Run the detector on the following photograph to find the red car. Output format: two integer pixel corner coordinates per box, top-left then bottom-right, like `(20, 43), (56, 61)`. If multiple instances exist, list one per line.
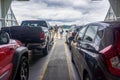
(0, 31), (29, 80)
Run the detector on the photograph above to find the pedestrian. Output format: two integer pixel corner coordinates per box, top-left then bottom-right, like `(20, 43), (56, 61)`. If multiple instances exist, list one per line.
(51, 27), (55, 39)
(54, 25), (58, 38)
(59, 26), (63, 39)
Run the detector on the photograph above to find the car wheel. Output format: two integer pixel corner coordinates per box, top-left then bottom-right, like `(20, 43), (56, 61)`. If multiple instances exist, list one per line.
(43, 44), (49, 56)
(71, 51), (75, 64)
(83, 73), (91, 80)
(68, 41), (72, 50)
(71, 55), (74, 63)
(15, 56), (29, 80)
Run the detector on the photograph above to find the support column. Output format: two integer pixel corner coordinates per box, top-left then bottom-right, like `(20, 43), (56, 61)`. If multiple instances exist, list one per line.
(1, 0), (12, 27)
(0, 0), (2, 27)
(109, 0), (120, 20)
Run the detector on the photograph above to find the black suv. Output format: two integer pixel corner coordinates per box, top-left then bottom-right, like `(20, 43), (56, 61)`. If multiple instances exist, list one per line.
(71, 21), (120, 80)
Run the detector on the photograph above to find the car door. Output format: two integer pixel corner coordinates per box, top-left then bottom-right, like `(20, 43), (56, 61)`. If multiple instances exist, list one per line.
(71, 26), (88, 78)
(79, 24), (99, 79)
(0, 32), (13, 80)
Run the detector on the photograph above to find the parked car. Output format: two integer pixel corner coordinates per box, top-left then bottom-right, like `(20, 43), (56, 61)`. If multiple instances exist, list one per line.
(2, 20), (53, 56)
(71, 21), (120, 80)
(66, 25), (83, 49)
(0, 31), (29, 80)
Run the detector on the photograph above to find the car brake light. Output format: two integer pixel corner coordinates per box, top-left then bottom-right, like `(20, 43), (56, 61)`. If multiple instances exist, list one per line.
(110, 56), (120, 69)
(40, 32), (45, 40)
(100, 45), (120, 76)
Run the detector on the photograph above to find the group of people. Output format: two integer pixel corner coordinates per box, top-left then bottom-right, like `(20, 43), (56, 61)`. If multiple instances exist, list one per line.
(52, 25), (64, 39)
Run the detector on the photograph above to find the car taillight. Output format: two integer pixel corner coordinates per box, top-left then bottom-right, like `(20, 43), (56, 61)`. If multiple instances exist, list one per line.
(72, 32), (76, 36)
(100, 45), (120, 76)
(110, 56), (120, 69)
(40, 32), (45, 40)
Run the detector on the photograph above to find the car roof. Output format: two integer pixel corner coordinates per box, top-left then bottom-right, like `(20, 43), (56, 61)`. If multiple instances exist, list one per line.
(88, 21), (120, 29)
(22, 20), (46, 22)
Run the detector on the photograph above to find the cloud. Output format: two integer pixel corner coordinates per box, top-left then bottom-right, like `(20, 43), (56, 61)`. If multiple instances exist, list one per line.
(11, 0), (109, 25)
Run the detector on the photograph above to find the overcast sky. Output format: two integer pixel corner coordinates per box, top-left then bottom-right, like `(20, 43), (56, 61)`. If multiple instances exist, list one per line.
(11, 0), (110, 25)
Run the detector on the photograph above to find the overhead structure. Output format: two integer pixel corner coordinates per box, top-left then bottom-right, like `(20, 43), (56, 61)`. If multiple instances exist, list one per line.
(105, 0), (120, 21)
(0, 0), (12, 28)
(5, 7), (18, 27)
(0, 0), (29, 28)
(105, 7), (117, 21)
(109, 0), (120, 20)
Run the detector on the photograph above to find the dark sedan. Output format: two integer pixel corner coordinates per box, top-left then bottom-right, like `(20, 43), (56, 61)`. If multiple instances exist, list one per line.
(71, 21), (120, 80)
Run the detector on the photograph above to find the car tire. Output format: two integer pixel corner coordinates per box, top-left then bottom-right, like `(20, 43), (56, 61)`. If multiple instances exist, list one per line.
(71, 52), (75, 64)
(83, 73), (91, 80)
(71, 56), (74, 64)
(43, 44), (49, 56)
(15, 56), (29, 80)
(68, 41), (71, 50)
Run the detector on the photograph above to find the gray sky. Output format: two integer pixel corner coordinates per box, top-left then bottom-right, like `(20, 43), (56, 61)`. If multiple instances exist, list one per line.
(11, 0), (110, 25)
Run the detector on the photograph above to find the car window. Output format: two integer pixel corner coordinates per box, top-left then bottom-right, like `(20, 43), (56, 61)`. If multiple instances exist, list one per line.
(83, 25), (98, 42)
(100, 28), (114, 50)
(76, 26), (87, 41)
(94, 28), (104, 50)
(79, 26), (87, 38)
(21, 21), (48, 27)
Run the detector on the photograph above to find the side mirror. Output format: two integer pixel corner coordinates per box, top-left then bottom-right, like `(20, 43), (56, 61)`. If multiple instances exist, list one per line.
(0, 31), (10, 44)
(80, 44), (97, 52)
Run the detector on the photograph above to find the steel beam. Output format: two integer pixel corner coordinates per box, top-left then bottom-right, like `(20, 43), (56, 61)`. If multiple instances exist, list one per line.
(109, 0), (120, 19)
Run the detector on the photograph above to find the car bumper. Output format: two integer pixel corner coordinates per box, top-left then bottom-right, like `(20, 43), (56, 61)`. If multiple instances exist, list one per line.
(104, 72), (120, 80)
(94, 61), (120, 80)
(27, 43), (46, 50)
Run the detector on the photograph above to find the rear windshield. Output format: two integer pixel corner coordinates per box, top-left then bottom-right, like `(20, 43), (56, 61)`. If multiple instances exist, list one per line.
(99, 27), (114, 50)
(21, 21), (48, 27)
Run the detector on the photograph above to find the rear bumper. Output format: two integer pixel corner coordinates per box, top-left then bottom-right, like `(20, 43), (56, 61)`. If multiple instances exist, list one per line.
(27, 43), (46, 50)
(102, 70), (120, 80)
(93, 62), (120, 80)
(99, 59), (120, 80)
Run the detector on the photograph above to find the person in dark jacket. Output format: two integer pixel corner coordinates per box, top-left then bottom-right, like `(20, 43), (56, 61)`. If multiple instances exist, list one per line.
(54, 25), (58, 38)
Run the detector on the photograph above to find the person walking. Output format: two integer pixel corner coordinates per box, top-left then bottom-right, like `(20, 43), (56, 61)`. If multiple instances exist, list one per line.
(59, 26), (63, 39)
(54, 25), (58, 38)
